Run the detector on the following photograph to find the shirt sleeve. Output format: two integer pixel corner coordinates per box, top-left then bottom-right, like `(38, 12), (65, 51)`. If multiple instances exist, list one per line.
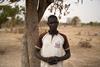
(35, 32), (46, 49)
(60, 33), (70, 51)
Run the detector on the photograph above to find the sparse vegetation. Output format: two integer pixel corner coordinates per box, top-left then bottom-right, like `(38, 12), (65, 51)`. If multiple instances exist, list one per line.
(88, 21), (100, 26)
(70, 16), (81, 26)
(0, 26), (100, 67)
(81, 21), (100, 26)
(0, 49), (5, 55)
(0, 5), (24, 29)
(78, 41), (92, 48)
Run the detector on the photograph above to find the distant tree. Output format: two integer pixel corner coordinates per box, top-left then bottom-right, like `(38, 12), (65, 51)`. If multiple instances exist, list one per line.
(0, 5), (24, 28)
(89, 21), (93, 25)
(71, 16), (81, 26)
(88, 21), (100, 26)
(15, 16), (23, 25)
(0, 12), (8, 28)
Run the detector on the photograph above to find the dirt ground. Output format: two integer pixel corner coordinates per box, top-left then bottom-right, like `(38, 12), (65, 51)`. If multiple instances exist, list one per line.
(0, 26), (100, 67)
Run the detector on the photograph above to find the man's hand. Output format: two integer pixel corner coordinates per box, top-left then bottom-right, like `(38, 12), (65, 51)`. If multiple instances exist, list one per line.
(47, 56), (58, 65)
(55, 50), (71, 62)
(42, 56), (58, 65)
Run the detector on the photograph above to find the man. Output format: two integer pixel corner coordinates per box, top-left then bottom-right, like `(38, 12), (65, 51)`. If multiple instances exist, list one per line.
(34, 15), (71, 67)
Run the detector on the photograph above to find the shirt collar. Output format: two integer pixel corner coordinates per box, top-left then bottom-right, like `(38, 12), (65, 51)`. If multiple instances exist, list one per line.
(48, 30), (59, 35)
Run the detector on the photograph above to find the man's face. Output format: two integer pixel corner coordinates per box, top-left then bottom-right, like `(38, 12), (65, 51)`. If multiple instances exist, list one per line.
(48, 22), (58, 31)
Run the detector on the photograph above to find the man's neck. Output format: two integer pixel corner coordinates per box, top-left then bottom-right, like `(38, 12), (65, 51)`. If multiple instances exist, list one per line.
(48, 30), (58, 35)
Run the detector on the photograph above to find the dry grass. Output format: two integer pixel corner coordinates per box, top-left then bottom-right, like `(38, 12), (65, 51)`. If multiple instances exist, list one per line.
(0, 26), (100, 67)
(78, 41), (92, 48)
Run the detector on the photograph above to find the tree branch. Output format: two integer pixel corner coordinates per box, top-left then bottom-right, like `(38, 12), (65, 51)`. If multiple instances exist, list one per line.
(38, 0), (54, 22)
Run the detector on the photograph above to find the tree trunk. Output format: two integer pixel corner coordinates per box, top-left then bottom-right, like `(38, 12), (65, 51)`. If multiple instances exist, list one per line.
(22, 0), (54, 67)
(0, 24), (1, 29)
(22, 34), (30, 67)
(22, 0), (40, 67)
(38, 0), (54, 21)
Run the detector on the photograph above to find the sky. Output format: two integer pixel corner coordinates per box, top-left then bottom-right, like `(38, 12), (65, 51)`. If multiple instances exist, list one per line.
(43, 0), (100, 23)
(0, 0), (100, 23)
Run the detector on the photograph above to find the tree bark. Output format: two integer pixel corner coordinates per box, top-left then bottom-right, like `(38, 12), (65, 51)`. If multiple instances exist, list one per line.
(22, 0), (40, 67)
(38, 0), (54, 21)
(22, 34), (30, 67)
(26, 0), (40, 66)
(0, 25), (1, 28)
(22, 0), (54, 67)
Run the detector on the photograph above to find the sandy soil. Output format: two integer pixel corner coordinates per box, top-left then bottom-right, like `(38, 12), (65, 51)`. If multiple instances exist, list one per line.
(0, 32), (23, 67)
(0, 26), (100, 67)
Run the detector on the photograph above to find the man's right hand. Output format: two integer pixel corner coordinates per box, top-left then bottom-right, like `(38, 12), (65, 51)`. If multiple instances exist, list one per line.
(43, 56), (58, 65)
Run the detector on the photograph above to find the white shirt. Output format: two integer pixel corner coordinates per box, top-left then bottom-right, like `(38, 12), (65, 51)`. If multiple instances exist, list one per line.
(35, 32), (69, 67)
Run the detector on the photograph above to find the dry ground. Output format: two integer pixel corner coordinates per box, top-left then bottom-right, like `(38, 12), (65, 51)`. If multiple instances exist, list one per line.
(0, 32), (23, 67)
(0, 26), (100, 67)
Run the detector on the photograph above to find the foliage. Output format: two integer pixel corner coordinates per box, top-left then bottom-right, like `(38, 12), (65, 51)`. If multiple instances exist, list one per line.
(88, 21), (100, 26)
(0, 5), (24, 28)
(0, 12), (8, 28)
(0, 0), (20, 3)
(48, 1), (70, 19)
(10, 0), (20, 2)
(78, 41), (92, 48)
(81, 21), (100, 26)
(15, 16), (24, 25)
(48, 0), (89, 19)
(71, 16), (81, 25)
(2, 5), (19, 17)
